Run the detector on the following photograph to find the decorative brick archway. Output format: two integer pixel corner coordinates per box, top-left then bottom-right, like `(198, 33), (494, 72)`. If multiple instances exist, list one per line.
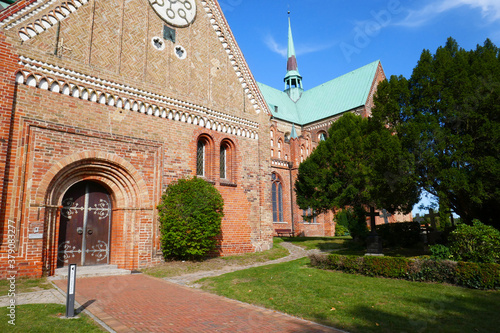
(39, 151), (151, 275)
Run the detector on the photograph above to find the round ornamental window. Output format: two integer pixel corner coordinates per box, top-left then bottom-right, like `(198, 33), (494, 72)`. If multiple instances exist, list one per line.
(149, 0), (197, 27)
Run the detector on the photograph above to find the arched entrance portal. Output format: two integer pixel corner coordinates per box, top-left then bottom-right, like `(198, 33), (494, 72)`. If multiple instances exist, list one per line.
(57, 181), (112, 267)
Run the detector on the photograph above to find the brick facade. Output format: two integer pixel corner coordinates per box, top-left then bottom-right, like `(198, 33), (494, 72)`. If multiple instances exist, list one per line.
(0, 0), (273, 278)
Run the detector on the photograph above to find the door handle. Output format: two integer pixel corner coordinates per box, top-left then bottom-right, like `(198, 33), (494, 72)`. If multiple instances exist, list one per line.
(87, 229), (93, 235)
(77, 227), (83, 235)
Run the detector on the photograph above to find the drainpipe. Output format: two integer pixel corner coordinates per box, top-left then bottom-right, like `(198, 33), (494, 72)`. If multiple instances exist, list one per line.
(288, 161), (294, 235)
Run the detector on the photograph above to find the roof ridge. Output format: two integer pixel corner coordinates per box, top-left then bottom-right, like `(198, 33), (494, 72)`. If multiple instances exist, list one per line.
(305, 60), (380, 91)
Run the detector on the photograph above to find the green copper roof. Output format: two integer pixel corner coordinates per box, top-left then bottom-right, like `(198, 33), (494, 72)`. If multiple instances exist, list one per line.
(0, 0), (17, 9)
(259, 60), (380, 125)
(0, 1), (10, 9)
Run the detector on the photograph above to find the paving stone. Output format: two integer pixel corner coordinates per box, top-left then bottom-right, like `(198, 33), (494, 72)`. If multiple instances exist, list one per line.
(53, 273), (342, 333)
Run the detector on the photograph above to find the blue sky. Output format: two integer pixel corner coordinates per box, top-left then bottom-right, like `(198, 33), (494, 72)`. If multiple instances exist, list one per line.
(221, 0), (500, 89)
(220, 0), (500, 216)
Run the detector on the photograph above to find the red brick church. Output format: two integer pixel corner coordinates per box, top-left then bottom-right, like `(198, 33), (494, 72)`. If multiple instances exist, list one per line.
(1, 0), (409, 278)
(0, 0), (275, 278)
(260, 18), (410, 237)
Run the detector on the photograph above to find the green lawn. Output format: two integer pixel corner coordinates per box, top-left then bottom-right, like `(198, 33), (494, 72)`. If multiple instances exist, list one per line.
(0, 304), (104, 332)
(199, 258), (499, 333)
(142, 237), (290, 278)
(0, 277), (53, 295)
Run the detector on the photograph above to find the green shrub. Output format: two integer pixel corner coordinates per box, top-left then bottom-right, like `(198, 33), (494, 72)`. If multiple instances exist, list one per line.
(335, 224), (350, 236)
(448, 220), (500, 264)
(157, 177), (224, 260)
(429, 244), (453, 261)
(375, 222), (421, 247)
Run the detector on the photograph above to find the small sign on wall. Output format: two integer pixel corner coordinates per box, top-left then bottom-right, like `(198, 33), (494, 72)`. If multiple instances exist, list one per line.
(28, 234), (43, 239)
(29, 227), (43, 239)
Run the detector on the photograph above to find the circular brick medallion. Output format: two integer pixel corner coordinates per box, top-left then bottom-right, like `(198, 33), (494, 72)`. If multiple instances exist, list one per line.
(149, 0), (197, 27)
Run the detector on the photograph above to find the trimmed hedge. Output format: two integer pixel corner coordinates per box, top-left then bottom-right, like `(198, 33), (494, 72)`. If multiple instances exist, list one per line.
(309, 253), (500, 290)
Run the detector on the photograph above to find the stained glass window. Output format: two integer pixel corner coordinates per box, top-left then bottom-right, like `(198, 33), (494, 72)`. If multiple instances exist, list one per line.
(220, 145), (227, 179)
(271, 173), (284, 222)
(197, 140), (205, 176)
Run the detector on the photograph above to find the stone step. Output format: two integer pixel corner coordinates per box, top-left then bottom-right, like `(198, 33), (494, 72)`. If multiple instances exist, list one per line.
(49, 265), (132, 280)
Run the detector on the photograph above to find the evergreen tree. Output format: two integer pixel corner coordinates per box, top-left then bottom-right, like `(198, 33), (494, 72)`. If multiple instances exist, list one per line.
(373, 38), (500, 229)
(295, 113), (419, 218)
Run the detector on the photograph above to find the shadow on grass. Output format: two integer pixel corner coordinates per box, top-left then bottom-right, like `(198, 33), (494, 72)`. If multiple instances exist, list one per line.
(323, 292), (499, 333)
(281, 236), (351, 243)
(281, 236), (355, 252)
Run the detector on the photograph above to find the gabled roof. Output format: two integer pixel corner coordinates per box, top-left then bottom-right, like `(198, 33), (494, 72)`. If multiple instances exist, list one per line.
(259, 60), (381, 125)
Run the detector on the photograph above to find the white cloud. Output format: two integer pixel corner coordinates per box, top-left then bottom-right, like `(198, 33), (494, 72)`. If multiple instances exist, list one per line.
(398, 0), (500, 28)
(263, 34), (287, 58)
(264, 34), (334, 58)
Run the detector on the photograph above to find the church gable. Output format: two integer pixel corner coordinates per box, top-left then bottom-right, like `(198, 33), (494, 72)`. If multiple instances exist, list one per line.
(0, 0), (274, 278)
(1, 0), (269, 120)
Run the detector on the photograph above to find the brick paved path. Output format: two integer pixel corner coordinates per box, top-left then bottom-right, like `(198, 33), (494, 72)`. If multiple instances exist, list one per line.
(55, 274), (341, 332)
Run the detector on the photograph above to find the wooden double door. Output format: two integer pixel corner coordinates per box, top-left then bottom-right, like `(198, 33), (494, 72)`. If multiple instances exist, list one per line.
(57, 181), (112, 267)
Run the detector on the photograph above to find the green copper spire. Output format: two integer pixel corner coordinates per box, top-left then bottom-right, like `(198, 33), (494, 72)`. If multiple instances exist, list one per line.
(286, 17), (298, 72)
(284, 14), (303, 102)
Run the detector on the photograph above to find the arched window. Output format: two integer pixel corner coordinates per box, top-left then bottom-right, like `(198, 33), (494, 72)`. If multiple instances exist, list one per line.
(220, 145), (227, 179)
(196, 135), (213, 178)
(220, 139), (235, 182)
(318, 131), (327, 141)
(197, 140), (205, 176)
(271, 173), (284, 222)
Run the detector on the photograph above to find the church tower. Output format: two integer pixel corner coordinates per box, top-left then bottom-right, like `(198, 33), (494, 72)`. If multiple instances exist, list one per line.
(284, 16), (303, 102)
